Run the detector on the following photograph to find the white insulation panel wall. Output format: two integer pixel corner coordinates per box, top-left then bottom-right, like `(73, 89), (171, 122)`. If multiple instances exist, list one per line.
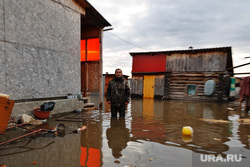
(0, 0), (83, 100)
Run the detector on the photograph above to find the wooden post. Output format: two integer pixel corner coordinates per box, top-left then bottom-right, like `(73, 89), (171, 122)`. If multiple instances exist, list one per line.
(163, 73), (170, 100)
(246, 97), (250, 114)
(217, 73), (224, 102)
(85, 40), (88, 95)
(99, 29), (103, 107)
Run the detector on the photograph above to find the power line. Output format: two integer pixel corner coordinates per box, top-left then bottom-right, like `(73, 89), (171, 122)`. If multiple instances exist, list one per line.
(107, 32), (147, 51)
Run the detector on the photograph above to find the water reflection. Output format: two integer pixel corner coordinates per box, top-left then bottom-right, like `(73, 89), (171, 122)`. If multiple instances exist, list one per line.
(238, 124), (250, 149)
(2, 98), (249, 167)
(80, 111), (103, 167)
(106, 117), (130, 159)
(131, 98), (165, 143)
(89, 98), (249, 166)
(131, 99), (231, 154)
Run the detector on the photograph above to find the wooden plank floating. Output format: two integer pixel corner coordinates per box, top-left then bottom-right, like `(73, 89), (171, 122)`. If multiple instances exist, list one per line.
(56, 113), (84, 122)
(200, 118), (231, 124)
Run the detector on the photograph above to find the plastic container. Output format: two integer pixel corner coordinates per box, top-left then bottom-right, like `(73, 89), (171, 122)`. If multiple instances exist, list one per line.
(33, 107), (51, 119)
(0, 97), (15, 134)
(182, 126), (193, 136)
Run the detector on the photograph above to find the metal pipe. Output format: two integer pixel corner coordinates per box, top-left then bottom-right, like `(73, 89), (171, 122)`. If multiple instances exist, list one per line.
(6, 123), (30, 130)
(234, 72), (250, 75)
(228, 62), (250, 70)
(18, 126), (36, 132)
(0, 129), (48, 146)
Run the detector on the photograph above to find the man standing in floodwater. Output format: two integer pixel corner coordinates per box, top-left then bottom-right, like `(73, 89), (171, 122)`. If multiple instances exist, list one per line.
(107, 68), (130, 117)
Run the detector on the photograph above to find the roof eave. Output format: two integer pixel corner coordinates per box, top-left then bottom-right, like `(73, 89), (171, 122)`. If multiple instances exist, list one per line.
(76, 0), (111, 28)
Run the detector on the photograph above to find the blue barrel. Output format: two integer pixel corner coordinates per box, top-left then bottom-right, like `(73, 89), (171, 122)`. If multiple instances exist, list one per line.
(204, 80), (216, 96)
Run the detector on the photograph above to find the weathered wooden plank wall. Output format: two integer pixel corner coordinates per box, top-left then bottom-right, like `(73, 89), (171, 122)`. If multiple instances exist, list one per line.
(165, 72), (229, 101)
(166, 52), (227, 72)
(131, 76), (143, 97)
(154, 75), (165, 96)
(131, 74), (165, 98)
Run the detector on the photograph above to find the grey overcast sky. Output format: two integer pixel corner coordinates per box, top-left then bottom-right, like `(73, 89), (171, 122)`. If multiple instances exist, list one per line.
(89, 0), (250, 77)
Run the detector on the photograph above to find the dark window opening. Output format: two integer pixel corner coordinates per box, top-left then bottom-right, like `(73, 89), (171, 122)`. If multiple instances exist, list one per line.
(187, 84), (197, 95)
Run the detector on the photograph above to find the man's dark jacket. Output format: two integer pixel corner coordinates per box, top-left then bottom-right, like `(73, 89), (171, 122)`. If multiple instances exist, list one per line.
(106, 76), (130, 106)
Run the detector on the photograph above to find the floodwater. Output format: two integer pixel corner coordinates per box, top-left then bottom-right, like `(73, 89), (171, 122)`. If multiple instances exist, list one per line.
(1, 97), (250, 167)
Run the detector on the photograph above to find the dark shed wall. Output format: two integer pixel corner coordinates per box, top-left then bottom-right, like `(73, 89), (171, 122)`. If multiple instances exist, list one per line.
(81, 62), (100, 93)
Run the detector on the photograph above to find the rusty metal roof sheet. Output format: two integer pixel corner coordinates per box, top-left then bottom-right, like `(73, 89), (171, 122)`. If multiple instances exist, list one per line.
(130, 47), (232, 56)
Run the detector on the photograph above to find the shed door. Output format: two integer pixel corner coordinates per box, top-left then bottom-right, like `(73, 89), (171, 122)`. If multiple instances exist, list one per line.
(143, 75), (155, 98)
(104, 77), (112, 95)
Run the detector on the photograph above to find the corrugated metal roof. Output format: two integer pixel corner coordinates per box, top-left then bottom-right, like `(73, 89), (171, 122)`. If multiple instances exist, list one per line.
(130, 47), (232, 56)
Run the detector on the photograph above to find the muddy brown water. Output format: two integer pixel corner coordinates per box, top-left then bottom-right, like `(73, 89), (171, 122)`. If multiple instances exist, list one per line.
(0, 98), (249, 167)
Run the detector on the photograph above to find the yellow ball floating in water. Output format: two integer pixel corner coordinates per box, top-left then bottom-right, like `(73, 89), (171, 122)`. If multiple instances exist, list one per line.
(182, 126), (193, 136)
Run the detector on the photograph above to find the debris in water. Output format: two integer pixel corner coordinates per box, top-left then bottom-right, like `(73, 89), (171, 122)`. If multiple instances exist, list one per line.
(56, 123), (66, 131)
(238, 119), (250, 125)
(149, 158), (154, 161)
(124, 165), (134, 167)
(83, 107), (98, 111)
(74, 108), (82, 113)
(114, 160), (120, 164)
(214, 138), (221, 141)
(33, 161), (37, 165)
(0, 93), (10, 99)
(73, 126), (87, 133)
(182, 126), (193, 136)
(20, 114), (43, 125)
(227, 108), (235, 111)
(199, 119), (230, 124)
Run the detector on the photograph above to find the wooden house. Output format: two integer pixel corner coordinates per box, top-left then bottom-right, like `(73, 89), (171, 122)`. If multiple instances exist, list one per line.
(130, 47), (233, 101)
